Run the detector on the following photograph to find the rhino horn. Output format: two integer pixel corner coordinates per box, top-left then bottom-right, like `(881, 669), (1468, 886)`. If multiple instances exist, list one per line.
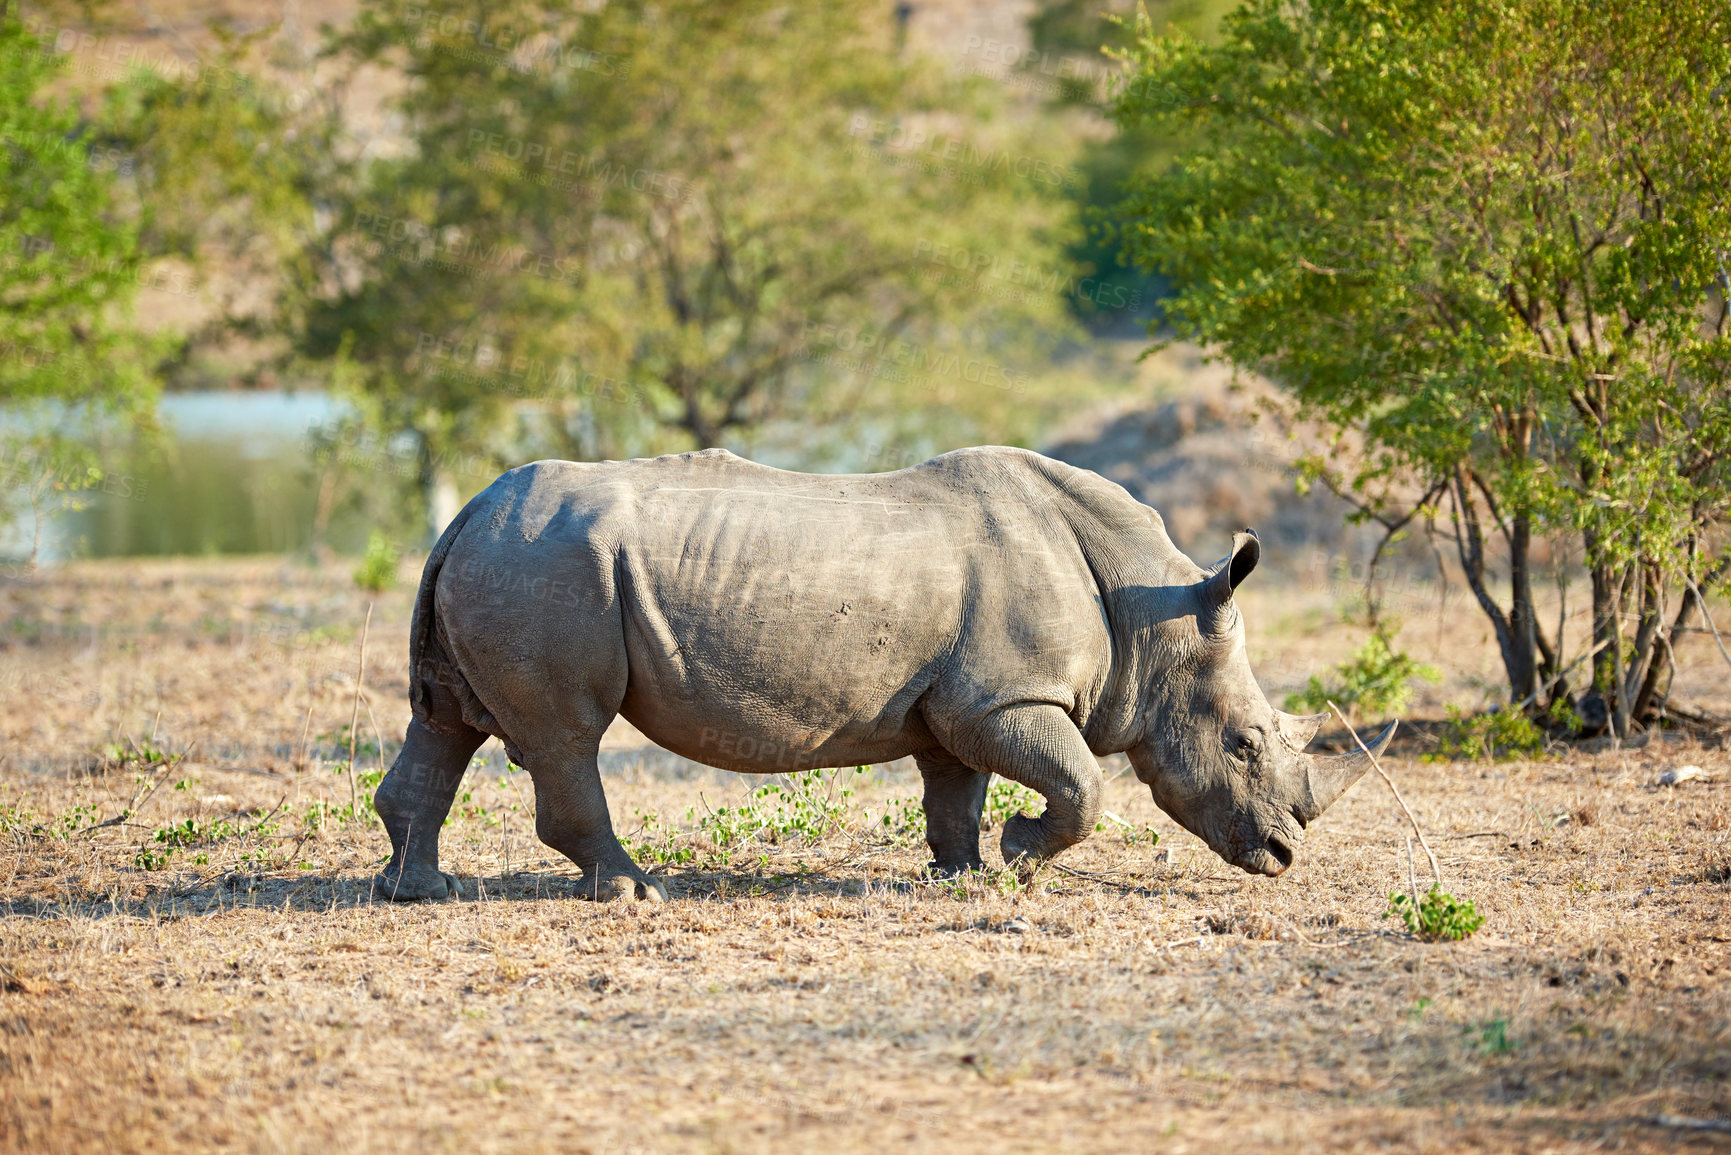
(1275, 709), (1328, 752)
(1295, 719), (1397, 825)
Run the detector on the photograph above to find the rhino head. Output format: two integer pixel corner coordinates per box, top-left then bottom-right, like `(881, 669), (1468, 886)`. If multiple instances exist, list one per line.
(1126, 530), (1395, 876)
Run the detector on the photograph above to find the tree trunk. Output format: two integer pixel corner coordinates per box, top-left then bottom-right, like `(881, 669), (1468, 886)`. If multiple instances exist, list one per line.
(1507, 510), (1545, 702)
(1449, 469), (1530, 702)
(1620, 563), (1664, 723)
(1632, 574), (1687, 722)
(419, 440), (460, 546)
(426, 468), (460, 545)
(1583, 523), (1629, 737)
(1630, 553), (1731, 722)
(1609, 562), (1632, 740)
(1586, 533), (1618, 699)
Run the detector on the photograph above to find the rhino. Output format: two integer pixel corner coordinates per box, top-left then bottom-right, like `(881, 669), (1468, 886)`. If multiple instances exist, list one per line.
(373, 446), (1393, 902)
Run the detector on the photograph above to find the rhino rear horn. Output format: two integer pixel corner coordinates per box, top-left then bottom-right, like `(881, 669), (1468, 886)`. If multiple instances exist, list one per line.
(1275, 709), (1328, 752)
(1296, 718), (1397, 824)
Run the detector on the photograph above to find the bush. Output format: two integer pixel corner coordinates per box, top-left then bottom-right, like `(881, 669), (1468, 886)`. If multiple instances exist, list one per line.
(353, 531), (400, 593)
(1285, 630), (1440, 720)
(1385, 884), (1485, 941)
(1430, 705), (1547, 761)
(983, 780), (1042, 828)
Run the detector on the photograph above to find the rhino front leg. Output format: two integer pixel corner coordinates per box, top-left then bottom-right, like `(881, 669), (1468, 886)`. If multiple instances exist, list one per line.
(374, 719), (486, 901)
(947, 704), (1103, 870)
(918, 751), (989, 875)
(526, 736), (667, 903)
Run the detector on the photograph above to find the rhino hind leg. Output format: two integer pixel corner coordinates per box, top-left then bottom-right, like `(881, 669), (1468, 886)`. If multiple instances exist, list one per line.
(525, 735), (667, 903)
(918, 752), (989, 875)
(374, 718), (487, 901)
(947, 704), (1103, 874)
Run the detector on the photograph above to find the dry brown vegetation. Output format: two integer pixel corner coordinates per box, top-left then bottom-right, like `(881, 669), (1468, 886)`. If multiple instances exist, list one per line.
(0, 558), (1727, 1153)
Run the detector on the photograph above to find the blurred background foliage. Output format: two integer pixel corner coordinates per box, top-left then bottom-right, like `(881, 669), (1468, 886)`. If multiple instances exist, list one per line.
(1113, 0), (1731, 731)
(1, 0), (1238, 553)
(1, 0), (1726, 726)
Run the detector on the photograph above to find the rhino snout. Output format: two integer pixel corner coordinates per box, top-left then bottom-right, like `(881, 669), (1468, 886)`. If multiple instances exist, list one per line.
(1232, 816), (1302, 877)
(1260, 830), (1296, 875)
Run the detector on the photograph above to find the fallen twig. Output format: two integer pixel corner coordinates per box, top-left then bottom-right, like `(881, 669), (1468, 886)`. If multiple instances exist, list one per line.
(75, 739), (197, 836)
(1404, 835), (1419, 910)
(1328, 702), (1442, 888)
(249, 794), (289, 835)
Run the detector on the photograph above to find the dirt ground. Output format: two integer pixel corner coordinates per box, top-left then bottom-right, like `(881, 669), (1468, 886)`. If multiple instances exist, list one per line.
(0, 557), (1726, 1153)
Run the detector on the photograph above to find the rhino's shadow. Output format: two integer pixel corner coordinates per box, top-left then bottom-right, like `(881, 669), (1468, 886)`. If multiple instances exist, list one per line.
(0, 855), (1257, 920)
(0, 861), (980, 921)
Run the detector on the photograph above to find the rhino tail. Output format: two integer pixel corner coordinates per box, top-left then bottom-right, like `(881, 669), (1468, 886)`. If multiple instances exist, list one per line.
(407, 498), (481, 728)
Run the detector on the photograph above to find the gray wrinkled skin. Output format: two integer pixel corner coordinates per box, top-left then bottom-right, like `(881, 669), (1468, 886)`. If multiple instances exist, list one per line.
(373, 446), (1393, 902)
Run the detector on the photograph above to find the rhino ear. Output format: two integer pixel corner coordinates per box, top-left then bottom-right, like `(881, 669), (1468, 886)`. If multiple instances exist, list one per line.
(1204, 529), (1260, 608)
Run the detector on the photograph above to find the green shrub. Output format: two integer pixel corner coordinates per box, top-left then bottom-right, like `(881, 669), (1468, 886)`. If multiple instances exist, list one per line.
(1429, 705), (1547, 761)
(1385, 884), (1485, 941)
(1285, 630), (1439, 720)
(983, 780), (1042, 828)
(873, 795), (927, 845)
(628, 808), (697, 867)
(353, 531), (400, 593)
(1470, 1016), (1515, 1055)
(697, 767), (868, 862)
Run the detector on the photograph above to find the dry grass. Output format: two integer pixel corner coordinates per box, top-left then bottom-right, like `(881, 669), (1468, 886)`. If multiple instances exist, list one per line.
(0, 558), (1728, 1153)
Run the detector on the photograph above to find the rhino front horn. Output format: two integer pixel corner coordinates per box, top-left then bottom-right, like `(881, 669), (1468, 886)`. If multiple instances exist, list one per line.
(1296, 719), (1397, 824)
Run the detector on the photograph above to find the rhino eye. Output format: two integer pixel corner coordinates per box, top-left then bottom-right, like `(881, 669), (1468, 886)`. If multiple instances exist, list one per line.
(1233, 735), (1258, 759)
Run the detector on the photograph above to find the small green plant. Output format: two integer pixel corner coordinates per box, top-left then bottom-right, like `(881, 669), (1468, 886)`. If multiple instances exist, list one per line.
(98, 736), (173, 773)
(1285, 629), (1440, 720)
(1125, 823), (1161, 847)
(134, 846), (172, 871)
(1543, 696), (1584, 736)
(317, 725), (380, 761)
(1385, 884), (1485, 941)
(695, 767), (869, 861)
(870, 795), (926, 845)
(983, 780), (1042, 828)
(1428, 706), (1546, 762)
(353, 531), (400, 593)
(151, 816), (239, 848)
(628, 808), (696, 866)
(0, 801), (39, 843)
(1469, 1016), (1515, 1056)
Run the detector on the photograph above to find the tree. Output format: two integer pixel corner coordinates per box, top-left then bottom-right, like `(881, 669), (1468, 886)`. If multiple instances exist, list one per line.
(97, 21), (339, 390)
(1113, 0), (1731, 733)
(1028, 0), (1238, 334)
(0, 8), (161, 561)
(296, 0), (1081, 533)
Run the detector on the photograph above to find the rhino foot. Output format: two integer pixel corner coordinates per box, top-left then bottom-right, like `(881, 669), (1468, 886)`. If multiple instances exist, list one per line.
(999, 813), (1045, 864)
(576, 867), (668, 904)
(926, 856), (985, 878)
(1000, 814), (1060, 884)
(374, 865), (465, 902)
